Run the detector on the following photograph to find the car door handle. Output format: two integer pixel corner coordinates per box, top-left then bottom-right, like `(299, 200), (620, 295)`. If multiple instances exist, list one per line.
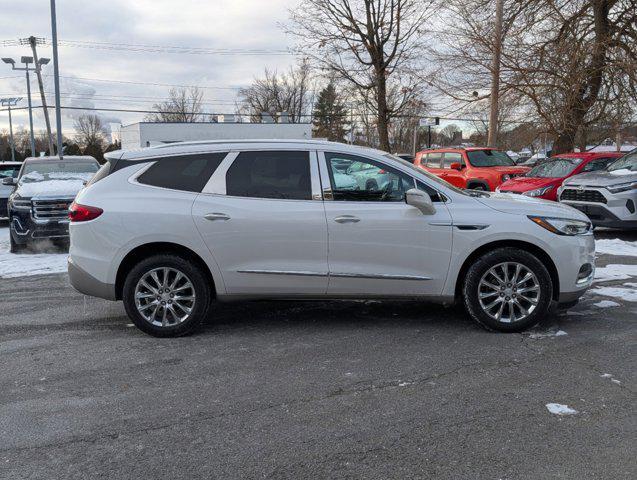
(334, 215), (360, 223)
(204, 212), (231, 221)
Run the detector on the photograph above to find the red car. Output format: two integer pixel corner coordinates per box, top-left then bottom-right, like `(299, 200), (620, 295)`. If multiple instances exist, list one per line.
(496, 151), (624, 201)
(414, 147), (529, 191)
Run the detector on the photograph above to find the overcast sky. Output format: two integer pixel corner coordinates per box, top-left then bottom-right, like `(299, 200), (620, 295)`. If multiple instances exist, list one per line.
(0, 0), (301, 138)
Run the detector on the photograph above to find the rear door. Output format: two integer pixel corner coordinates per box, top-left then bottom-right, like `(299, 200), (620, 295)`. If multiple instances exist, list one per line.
(192, 149), (329, 296)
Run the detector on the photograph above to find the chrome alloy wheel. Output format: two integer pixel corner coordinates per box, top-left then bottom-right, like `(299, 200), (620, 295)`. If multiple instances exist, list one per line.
(477, 262), (540, 323)
(134, 267), (196, 327)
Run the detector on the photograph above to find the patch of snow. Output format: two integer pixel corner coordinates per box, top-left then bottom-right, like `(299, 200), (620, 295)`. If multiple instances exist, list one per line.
(594, 264), (637, 282)
(546, 403), (578, 416)
(529, 330), (567, 339)
(0, 228), (68, 278)
(398, 381), (413, 387)
(600, 373), (613, 378)
(17, 179), (86, 198)
(607, 168), (634, 176)
(595, 239), (637, 257)
(591, 285), (637, 302)
(593, 300), (620, 308)
(611, 378), (621, 385)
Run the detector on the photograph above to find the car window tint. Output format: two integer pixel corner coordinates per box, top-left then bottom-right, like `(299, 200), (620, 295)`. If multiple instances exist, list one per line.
(325, 152), (414, 202)
(226, 151), (312, 200)
(137, 153), (227, 192)
(582, 158), (615, 172)
(0, 166), (20, 178)
(426, 153), (442, 168)
(442, 152), (463, 168)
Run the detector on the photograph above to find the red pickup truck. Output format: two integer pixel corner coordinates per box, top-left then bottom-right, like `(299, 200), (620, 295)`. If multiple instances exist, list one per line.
(414, 147), (530, 191)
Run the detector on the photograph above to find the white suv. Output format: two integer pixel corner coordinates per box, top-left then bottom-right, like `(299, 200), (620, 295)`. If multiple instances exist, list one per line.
(68, 140), (595, 337)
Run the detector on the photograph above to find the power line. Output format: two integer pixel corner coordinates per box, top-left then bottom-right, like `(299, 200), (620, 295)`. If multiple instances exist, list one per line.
(42, 74), (244, 91)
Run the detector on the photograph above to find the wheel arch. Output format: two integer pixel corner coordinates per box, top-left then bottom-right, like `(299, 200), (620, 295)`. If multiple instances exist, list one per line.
(115, 242), (216, 300)
(454, 240), (559, 302)
(466, 179), (490, 191)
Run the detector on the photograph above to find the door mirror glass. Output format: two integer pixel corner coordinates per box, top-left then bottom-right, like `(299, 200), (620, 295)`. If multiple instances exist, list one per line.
(450, 162), (463, 171)
(2, 176), (16, 186)
(405, 188), (436, 215)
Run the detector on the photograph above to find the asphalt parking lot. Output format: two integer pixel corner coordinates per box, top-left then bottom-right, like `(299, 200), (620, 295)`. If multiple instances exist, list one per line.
(1, 226), (635, 479)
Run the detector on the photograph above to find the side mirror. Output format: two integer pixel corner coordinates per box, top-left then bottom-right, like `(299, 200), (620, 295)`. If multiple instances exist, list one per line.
(450, 162), (463, 171)
(2, 177), (16, 186)
(405, 188), (436, 215)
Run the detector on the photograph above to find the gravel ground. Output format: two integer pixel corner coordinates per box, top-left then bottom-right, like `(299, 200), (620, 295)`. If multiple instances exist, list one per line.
(0, 228), (635, 479)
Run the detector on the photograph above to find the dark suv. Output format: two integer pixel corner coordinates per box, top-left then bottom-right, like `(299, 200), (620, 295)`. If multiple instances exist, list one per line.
(4, 156), (99, 252)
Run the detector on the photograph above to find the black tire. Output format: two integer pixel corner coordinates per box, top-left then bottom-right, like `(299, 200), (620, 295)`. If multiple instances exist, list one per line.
(9, 232), (25, 253)
(468, 183), (488, 191)
(122, 254), (212, 337)
(462, 247), (553, 332)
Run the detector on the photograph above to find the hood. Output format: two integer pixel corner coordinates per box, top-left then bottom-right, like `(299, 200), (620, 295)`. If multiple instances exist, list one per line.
(474, 192), (589, 221)
(499, 176), (558, 192)
(15, 178), (85, 199)
(563, 169), (637, 187)
(490, 166), (531, 174)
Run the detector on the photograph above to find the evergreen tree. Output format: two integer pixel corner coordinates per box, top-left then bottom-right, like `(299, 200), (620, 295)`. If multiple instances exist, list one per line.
(312, 83), (349, 142)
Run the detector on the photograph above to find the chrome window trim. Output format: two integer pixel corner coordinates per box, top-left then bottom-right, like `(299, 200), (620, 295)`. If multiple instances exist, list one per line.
(236, 269), (430, 281)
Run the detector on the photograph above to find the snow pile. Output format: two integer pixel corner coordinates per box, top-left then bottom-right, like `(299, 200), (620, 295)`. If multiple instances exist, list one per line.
(0, 228), (68, 278)
(546, 403), (578, 416)
(595, 239), (637, 257)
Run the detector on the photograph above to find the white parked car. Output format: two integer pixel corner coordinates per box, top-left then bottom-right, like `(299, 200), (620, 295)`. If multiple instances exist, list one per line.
(68, 140), (595, 337)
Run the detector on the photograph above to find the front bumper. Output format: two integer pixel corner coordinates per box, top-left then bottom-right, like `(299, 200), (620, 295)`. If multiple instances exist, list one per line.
(560, 186), (637, 229)
(9, 197), (75, 244)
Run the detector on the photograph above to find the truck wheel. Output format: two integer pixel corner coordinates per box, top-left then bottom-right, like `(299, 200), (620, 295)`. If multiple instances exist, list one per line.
(122, 254), (212, 337)
(462, 247), (553, 332)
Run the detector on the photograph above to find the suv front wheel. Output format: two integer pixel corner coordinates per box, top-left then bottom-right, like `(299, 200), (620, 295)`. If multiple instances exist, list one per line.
(123, 254), (212, 337)
(462, 247), (553, 332)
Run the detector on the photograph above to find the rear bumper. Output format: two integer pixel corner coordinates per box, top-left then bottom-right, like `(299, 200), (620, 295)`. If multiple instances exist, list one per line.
(68, 256), (117, 300)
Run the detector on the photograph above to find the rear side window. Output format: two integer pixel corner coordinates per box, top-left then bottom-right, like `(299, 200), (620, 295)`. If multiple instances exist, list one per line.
(426, 153), (442, 168)
(226, 151), (311, 200)
(137, 153), (227, 192)
(85, 161), (112, 187)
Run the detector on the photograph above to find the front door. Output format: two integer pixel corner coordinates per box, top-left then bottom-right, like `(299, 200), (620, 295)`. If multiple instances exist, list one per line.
(320, 152), (453, 297)
(440, 152), (466, 188)
(192, 150), (328, 296)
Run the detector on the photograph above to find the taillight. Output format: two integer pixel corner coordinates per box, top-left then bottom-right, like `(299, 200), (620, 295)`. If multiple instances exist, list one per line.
(69, 202), (103, 222)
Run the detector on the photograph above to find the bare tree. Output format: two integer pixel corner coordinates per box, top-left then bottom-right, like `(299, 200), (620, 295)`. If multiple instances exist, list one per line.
(74, 114), (107, 150)
(432, 0), (637, 154)
(237, 60), (313, 123)
(288, 0), (436, 152)
(146, 87), (204, 122)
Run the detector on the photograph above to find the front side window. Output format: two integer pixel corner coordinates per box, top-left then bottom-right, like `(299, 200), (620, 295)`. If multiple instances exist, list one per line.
(226, 150), (312, 200)
(137, 153), (226, 192)
(442, 152), (463, 168)
(466, 150), (515, 167)
(325, 152), (414, 202)
(581, 157), (615, 173)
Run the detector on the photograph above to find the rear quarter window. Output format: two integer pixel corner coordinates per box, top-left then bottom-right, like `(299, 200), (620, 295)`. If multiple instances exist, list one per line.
(137, 153), (227, 192)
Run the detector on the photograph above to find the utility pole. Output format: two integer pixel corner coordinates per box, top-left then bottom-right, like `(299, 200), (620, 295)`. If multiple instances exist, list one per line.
(50, 0), (64, 159)
(1, 98), (21, 162)
(488, 0), (504, 147)
(23, 36), (54, 156)
(2, 57), (36, 155)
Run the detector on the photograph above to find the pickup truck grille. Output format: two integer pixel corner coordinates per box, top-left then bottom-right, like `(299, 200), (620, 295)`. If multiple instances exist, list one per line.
(561, 188), (607, 204)
(32, 199), (73, 220)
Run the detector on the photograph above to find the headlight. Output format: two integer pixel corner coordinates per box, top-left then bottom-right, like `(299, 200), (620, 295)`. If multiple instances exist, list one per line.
(9, 196), (31, 210)
(528, 216), (592, 235)
(523, 185), (554, 197)
(606, 181), (637, 194)
(501, 174), (511, 182)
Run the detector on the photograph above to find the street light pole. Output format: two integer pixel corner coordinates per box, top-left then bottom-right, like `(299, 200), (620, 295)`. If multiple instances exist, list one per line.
(2, 57), (37, 156)
(50, 0), (64, 159)
(23, 37), (54, 155)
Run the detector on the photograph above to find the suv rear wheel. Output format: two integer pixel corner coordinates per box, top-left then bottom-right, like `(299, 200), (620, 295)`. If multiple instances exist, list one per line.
(122, 254), (212, 337)
(462, 247), (553, 332)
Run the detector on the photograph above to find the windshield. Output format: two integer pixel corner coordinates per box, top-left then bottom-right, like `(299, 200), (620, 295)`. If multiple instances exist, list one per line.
(607, 149), (637, 173)
(466, 150), (515, 167)
(527, 158), (582, 178)
(20, 161), (99, 183)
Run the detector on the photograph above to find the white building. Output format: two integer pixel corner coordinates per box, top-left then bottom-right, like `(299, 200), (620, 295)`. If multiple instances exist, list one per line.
(120, 122), (313, 150)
